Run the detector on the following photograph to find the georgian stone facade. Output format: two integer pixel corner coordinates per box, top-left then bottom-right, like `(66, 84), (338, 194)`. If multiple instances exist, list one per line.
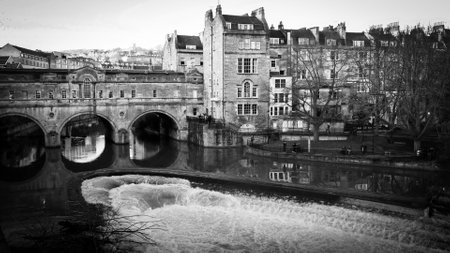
(203, 5), (270, 132)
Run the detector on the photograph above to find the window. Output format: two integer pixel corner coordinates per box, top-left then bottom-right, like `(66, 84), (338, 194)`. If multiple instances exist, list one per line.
(83, 85), (91, 98)
(153, 90), (157, 97)
(238, 58), (257, 74)
(237, 104), (258, 115)
(380, 40), (389, 47)
(72, 90), (77, 98)
(49, 90), (54, 99)
(109, 91), (113, 98)
(238, 24), (254, 30)
(357, 82), (368, 93)
(390, 41), (397, 47)
(330, 50), (339, 60)
(353, 40), (364, 47)
(35, 90), (41, 99)
(244, 39), (250, 49)
(193, 108), (198, 116)
(244, 82), (251, 97)
(275, 79), (286, 88)
(226, 22), (232, 29)
(98, 90), (103, 98)
(120, 90), (125, 98)
(298, 38), (309, 45)
(271, 60), (276, 68)
(62, 90), (67, 99)
(186, 45), (196, 50)
(131, 89), (136, 98)
(180, 61), (185, 66)
(299, 69), (307, 80)
(237, 87), (242, 98)
(9, 90), (14, 99)
(327, 39), (337, 46)
(22, 90), (28, 99)
(270, 38), (280, 45)
(252, 87), (257, 97)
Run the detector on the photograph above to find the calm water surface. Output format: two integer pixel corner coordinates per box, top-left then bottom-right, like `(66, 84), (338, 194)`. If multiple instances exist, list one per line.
(1, 125), (450, 252)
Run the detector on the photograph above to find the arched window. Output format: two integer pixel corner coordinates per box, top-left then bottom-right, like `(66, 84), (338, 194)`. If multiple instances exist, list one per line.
(244, 82), (251, 97)
(237, 80), (258, 98)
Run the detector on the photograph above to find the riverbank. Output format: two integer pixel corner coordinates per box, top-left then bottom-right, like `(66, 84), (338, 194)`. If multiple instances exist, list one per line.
(245, 146), (440, 171)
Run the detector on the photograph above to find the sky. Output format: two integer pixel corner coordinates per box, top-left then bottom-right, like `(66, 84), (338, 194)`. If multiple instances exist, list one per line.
(0, 0), (449, 51)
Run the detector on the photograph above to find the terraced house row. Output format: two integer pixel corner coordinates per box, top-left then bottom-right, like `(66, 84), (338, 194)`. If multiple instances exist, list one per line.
(163, 5), (450, 139)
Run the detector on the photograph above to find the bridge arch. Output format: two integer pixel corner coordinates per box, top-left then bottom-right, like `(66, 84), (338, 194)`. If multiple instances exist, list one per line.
(129, 110), (181, 140)
(0, 112), (47, 136)
(58, 111), (118, 136)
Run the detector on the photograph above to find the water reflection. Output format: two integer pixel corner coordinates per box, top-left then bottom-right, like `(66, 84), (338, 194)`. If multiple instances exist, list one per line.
(60, 115), (107, 163)
(130, 130), (179, 168)
(0, 116), (46, 182)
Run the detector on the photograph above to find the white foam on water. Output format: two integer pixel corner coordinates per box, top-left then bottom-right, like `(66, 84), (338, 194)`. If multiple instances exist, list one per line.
(82, 175), (450, 253)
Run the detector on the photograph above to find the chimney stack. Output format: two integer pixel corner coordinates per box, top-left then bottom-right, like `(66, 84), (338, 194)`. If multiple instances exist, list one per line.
(216, 4), (222, 16)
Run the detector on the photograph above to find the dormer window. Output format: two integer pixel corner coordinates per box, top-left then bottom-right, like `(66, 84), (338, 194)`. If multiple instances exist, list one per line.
(380, 40), (389, 47)
(327, 39), (337, 46)
(298, 38), (309, 45)
(270, 38), (280, 45)
(226, 22), (232, 29)
(238, 24), (254, 30)
(186, 45), (196, 50)
(353, 40), (364, 47)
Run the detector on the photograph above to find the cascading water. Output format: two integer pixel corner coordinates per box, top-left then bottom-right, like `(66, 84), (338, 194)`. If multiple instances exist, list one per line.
(82, 175), (450, 253)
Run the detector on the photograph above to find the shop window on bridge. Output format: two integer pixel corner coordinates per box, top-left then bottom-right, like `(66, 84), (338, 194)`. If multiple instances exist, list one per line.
(9, 90), (14, 100)
(193, 107), (198, 116)
(72, 90), (77, 98)
(109, 91), (113, 98)
(153, 90), (157, 98)
(49, 90), (54, 99)
(120, 90), (125, 98)
(131, 89), (136, 98)
(22, 90), (28, 99)
(98, 90), (103, 98)
(62, 89), (67, 99)
(35, 90), (41, 99)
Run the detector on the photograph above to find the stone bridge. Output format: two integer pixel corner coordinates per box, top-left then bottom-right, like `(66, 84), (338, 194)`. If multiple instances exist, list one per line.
(0, 67), (204, 146)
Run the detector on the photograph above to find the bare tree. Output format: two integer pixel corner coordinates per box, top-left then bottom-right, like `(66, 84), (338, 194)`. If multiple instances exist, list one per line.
(349, 36), (402, 135)
(290, 45), (353, 141)
(395, 26), (448, 152)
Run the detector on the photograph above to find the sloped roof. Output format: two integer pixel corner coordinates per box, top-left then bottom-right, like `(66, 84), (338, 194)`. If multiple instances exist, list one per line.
(8, 44), (50, 58)
(291, 28), (315, 39)
(0, 56), (10, 65)
(222, 14), (265, 30)
(346, 32), (370, 46)
(176, 35), (203, 50)
(319, 31), (343, 45)
(269, 30), (285, 39)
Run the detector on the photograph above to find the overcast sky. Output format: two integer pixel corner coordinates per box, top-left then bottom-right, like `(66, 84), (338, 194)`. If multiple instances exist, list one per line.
(1, 0), (449, 51)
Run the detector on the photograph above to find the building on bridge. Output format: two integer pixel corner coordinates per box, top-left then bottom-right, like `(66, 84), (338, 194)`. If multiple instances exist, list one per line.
(162, 30), (203, 73)
(0, 66), (204, 147)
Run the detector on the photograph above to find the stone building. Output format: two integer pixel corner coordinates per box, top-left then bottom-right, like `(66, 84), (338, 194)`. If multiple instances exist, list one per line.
(0, 43), (50, 69)
(162, 30), (203, 73)
(203, 5), (270, 133)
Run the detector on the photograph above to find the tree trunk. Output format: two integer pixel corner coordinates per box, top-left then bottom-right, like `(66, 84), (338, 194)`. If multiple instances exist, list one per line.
(414, 139), (421, 152)
(313, 125), (320, 141)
